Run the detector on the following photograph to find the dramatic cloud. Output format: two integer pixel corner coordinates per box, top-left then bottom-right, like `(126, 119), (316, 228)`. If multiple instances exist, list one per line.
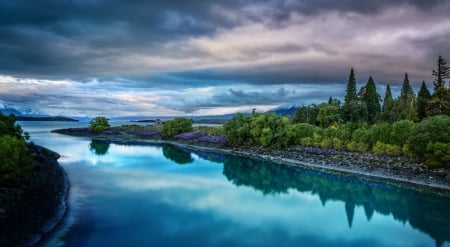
(0, 0), (449, 116)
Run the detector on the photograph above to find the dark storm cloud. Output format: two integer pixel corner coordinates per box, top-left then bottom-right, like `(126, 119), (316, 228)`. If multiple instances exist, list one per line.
(0, 0), (448, 82)
(1, 0), (450, 116)
(157, 85), (344, 113)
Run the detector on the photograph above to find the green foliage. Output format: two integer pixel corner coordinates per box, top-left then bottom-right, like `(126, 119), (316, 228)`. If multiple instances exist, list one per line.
(361, 76), (381, 124)
(317, 104), (341, 128)
(427, 55), (450, 116)
(381, 85), (398, 123)
(224, 113), (252, 146)
(89, 140), (110, 155)
(0, 112), (33, 186)
(346, 141), (368, 152)
(351, 127), (370, 144)
(417, 81), (431, 120)
(372, 142), (402, 156)
(162, 117), (193, 137)
(432, 55), (450, 89)
(162, 145), (193, 165)
(249, 113), (290, 148)
(396, 73), (418, 121)
(284, 123), (315, 146)
(0, 135), (32, 186)
(294, 104), (320, 125)
(425, 142), (450, 168)
(342, 68), (358, 122)
(369, 123), (391, 144)
(390, 120), (414, 147)
(408, 115), (450, 166)
(0, 112), (25, 139)
(89, 116), (111, 134)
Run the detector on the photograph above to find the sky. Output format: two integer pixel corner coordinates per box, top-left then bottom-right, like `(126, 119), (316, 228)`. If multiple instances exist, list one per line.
(0, 0), (449, 117)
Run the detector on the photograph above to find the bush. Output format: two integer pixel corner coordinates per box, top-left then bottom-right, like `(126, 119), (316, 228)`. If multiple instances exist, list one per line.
(390, 120), (414, 146)
(163, 117), (193, 138)
(89, 116), (111, 134)
(409, 115), (450, 160)
(0, 135), (32, 186)
(369, 123), (391, 144)
(424, 142), (450, 168)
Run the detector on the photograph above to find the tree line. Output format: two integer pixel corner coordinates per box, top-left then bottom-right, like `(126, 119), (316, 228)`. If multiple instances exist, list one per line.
(0, 113), (32, 186)
(224, 55), (450, 168)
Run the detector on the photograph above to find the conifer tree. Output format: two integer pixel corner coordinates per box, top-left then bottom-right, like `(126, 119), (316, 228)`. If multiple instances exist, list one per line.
(432, 55), (450, 88)
(417, 81), (431, 120)
(397, 73), (417, 121)
(427, 55), (450, 116)
(342, 68), (358, 121)
(361, 76), (381, 124)
(400, 73), (414, 101)
(381, 85), (397, 123)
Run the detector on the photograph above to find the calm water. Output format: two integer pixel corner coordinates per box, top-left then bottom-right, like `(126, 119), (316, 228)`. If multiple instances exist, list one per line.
(19, 121), (450, 247)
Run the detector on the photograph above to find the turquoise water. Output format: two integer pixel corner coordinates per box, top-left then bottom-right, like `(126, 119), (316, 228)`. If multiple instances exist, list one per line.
(19, 122), (450, 247)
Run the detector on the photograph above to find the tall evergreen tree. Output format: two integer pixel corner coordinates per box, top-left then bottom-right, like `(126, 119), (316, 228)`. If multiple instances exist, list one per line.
(342, 68), (358, 122)
(381, 85), (397, 123)
(427, 55), (450, 116)
(397, 73), (417, 121)
(400, 73), (414, 101)
(432, 55), (450, 88)
(417, 81), (431, 120)
(361, 76), (381, 124)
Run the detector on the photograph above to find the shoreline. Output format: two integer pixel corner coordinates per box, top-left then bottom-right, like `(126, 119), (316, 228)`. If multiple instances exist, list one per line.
(0, 145), (69, 247)
(53, 128), (450, 195)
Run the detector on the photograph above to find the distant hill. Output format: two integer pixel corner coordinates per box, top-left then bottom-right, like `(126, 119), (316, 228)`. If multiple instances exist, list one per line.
(267, 106), (299, 117)
(0, 108), (22, 116)
(16, 116), (79, 122)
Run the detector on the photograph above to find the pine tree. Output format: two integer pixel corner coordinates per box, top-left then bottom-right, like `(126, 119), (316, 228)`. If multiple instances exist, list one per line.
(400, 73), (414, 101)
(432, 55), (450, 88)
(381, 85), (397, 123)
(361, 76), (381, 124)
(427, 55), (450, 116)
(342, 68), (358, 122)
(417, 81), (431, 120)
(397, 73), (417, 121)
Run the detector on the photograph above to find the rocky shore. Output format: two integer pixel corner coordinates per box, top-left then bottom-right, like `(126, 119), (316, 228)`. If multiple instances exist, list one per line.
(0, 145), (69, 247)
(53, 128), (450, 195)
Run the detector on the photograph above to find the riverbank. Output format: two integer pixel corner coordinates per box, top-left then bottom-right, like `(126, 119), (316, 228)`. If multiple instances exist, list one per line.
(53, 128), (450, 194)
(0, 145), (69, 247)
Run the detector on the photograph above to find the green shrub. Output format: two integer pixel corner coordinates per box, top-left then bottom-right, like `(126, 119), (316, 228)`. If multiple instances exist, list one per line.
(409, 115), (450, 160)
(372, 141), (387, 155)
(369, 123), (391, 144)
(0, 135), (32, 186)
(385, 144), (403, 156)
(89, 116), (111, 134)
(351, 127), (370, 144)
(320, 138), (333, 149)
(163, 117), (193, 138)
(390, 120), (414, 146)
(424, 142), (450, 168)
(346, 141), (369, 152)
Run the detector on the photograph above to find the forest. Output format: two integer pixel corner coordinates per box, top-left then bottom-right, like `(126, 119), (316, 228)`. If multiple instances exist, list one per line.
(224, 55), (450, 168)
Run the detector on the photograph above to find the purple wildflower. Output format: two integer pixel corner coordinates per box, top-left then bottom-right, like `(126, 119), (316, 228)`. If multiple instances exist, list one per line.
(175, 132), (202, 140)
(198, 135), (227, 144)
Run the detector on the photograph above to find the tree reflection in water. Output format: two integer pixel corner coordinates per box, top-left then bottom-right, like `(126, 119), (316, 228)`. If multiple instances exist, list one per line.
(89, 140), (110, 156)
(222, 155), (450, 247)
(162, 145), (194, 165)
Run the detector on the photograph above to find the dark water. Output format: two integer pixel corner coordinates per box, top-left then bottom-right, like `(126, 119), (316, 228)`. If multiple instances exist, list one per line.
(19, 122), (450, 247)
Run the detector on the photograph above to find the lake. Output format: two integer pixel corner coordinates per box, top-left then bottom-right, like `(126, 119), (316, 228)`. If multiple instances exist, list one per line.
(19, 121), (450, 247)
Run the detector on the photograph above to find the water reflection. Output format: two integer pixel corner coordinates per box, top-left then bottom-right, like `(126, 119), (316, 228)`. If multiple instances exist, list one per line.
(162, 145), (194, 165)
(223, 155), (450, 247)
(89, 140), (110, 156)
